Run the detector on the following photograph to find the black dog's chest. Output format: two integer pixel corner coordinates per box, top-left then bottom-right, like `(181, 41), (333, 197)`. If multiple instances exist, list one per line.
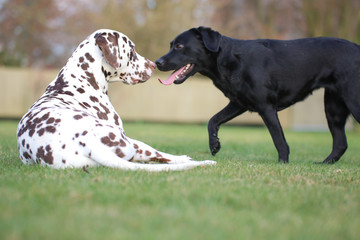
(211, 76), (259, 111)
(213, 78), (237, 99)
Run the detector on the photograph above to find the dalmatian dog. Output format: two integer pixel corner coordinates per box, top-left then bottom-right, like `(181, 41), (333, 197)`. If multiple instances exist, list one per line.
(17, 29), (216, 172)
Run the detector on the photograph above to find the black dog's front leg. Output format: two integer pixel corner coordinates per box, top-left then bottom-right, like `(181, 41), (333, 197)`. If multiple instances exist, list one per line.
(208, 101), (246, 155)
(259, 108), (289, 163)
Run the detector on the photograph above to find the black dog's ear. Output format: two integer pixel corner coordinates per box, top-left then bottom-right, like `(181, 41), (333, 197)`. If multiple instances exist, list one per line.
(196, 26), (221, 52)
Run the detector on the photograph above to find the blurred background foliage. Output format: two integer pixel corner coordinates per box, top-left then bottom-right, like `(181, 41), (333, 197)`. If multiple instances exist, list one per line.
(0, 0), (359, 68)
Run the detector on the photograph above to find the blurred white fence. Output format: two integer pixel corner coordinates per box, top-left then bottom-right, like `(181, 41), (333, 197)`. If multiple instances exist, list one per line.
(0, 67), (355, 130)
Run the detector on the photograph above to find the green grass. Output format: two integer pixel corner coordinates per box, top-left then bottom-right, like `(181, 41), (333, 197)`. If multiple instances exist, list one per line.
(1, 120), (360, 240)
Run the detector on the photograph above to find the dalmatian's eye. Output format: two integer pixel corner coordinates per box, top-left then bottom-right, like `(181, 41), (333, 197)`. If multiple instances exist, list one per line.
(174, 43), (184, 50)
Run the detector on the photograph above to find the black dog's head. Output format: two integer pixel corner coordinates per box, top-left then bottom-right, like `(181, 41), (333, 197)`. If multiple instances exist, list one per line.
(156, 26), (222, 85)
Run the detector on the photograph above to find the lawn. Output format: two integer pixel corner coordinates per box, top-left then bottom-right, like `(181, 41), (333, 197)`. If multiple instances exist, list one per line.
(1, 120), (359, 240)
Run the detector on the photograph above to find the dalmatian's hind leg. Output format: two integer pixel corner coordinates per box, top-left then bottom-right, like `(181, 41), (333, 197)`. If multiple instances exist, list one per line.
(85, 126), (216, 171)
(85, 137), (215, 171)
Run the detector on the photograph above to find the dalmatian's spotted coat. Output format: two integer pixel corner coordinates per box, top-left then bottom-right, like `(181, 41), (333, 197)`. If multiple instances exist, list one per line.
(17, 29), (216, 171)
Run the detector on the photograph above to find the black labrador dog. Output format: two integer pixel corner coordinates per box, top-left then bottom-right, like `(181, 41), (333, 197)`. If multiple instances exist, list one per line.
(156, 26), (360, 164)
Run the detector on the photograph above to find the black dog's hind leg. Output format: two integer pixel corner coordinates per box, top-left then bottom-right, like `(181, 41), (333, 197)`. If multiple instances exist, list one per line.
(320, 89), (350, 164)
(259, 107), (289, 163)
(208, 101), (246, 155)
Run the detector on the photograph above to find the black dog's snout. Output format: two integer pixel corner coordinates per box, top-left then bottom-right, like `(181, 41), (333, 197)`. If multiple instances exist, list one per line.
(155, 58), (165, 68)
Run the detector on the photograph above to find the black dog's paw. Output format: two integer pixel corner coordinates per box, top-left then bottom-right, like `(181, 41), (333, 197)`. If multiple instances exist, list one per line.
(209, 138), (221, 156)
(314, 158), (336, 164)
(278, 158), (289, 164)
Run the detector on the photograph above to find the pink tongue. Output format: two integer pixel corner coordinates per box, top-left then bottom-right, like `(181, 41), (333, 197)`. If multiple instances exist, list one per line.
(158, 66), (187, 85)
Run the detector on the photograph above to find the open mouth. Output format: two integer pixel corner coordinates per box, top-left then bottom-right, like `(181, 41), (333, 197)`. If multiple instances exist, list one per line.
(158, 63), (194, 85)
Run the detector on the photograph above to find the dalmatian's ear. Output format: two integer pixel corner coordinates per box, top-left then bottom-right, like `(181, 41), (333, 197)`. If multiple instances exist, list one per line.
(95, 32), (121, 69)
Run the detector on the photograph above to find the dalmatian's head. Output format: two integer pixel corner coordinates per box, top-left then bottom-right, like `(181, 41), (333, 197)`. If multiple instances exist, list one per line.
(93, 30), (156, 85)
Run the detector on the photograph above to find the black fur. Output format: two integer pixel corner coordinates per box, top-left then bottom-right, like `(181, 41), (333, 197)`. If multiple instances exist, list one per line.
(156, 26), (360, 164)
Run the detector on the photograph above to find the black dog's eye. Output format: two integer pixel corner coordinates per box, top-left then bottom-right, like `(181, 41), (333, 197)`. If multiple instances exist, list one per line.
(174, 43), (184, 50)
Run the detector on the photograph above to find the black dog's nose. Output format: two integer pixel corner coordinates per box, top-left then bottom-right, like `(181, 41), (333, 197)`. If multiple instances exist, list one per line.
(155, 58), (165, 68)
